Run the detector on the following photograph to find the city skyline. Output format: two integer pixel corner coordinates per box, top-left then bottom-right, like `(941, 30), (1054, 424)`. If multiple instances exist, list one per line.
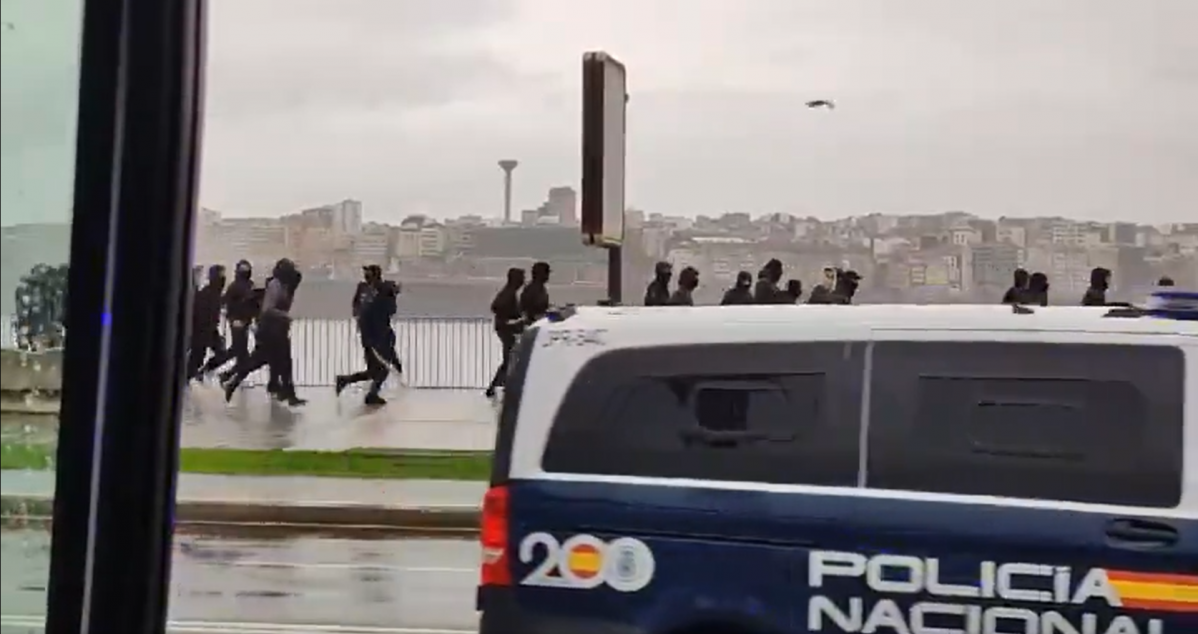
(4, 0), (1197, 227)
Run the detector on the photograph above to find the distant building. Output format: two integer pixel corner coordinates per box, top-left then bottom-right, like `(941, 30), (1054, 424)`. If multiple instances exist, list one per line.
(546, 186), (577, 226)
(394, 215), (447, 260)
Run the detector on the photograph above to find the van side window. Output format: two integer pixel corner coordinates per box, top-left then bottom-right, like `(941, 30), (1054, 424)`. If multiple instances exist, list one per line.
(867, 342), (1185, 508)
(540, 342), (863, 486)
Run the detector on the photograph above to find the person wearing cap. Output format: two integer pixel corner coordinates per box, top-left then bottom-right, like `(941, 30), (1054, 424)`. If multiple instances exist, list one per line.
(336, 264), (403, 406)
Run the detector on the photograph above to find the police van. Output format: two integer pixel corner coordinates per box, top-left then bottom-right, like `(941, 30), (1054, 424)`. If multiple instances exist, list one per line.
(478, 299), (1197, 634)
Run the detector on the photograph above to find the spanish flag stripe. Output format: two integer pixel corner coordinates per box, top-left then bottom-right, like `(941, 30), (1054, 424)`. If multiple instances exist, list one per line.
(1107, 570), (1198, 586)
(1110, 580), (1198, 603)
(568, 552), (601, 572)
(1121, 598), (1198, 613)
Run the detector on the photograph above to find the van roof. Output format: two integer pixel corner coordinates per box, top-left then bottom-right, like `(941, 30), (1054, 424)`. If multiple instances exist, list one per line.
(546, 304), (1197, 336)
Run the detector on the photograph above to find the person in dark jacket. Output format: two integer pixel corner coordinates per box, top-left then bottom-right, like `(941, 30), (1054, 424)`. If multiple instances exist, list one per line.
(484, 268), (525, 398)
(720, 271), (754, 305)
(832, 269), (862, 304)
(1081, 267), (1112, 306)
(668, 267), (699, 305)
(807, 266), (839, 304)
(223, 258), (305, 405)
(335, 265), (402, 405)
(1028, 272), (1050, 306)
(784, 279), (804, 303)
(204, 260), (256, 381)
(1001, 268), (1031, 304)
(187, 265), (227, 381)
(643, 261), (673, 306)
(520, 261), (551, 323)
(753, 259), (787, 303)
(1158, 276), (1175, 287)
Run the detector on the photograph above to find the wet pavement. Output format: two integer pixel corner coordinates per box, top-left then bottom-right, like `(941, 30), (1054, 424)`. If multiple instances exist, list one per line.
(2, 386), (499, 452)
(1, 470), (486, 509)
(0, 528), (478, 632)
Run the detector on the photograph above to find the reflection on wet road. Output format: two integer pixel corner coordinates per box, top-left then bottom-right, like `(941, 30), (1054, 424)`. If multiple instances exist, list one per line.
(0, 529), (478, 633)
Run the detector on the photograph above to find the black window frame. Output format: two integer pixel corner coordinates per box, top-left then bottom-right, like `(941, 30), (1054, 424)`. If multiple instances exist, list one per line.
(539, 342), (866, 486)
(865, 341), (1185, 508)
(47, 0), (206, 630)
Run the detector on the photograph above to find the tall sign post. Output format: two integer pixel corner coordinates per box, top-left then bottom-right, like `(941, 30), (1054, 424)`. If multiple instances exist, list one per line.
(580, 51), (627, 304)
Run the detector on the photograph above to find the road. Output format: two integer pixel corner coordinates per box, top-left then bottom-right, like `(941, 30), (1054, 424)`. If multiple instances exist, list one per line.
(0, 529), (478, 633)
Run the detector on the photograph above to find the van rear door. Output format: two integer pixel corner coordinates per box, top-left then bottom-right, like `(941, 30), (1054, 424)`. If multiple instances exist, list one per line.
(810, 337), (1195, 634)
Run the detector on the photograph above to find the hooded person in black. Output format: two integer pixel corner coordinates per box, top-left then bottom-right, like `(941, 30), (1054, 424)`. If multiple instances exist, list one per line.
(520, 261), (551, 323)
(753, 259), (787, 304)
(668, 267), (699, 305)
(203, 260), (256, 382)
(643, 261), (672, 306)
(223, 258), (305, 405)
(807, 267), (839, 304)
(187, 265), (228, 381)
(1001, 268), (1031, 304)
(1082, 267), (1112, 306)
(484, 268), (526, 398)
(832, 269), (862, 304)
(1028, 272), (1050, 306)
(784, 279), (804, 303)
(720, 271), (755, 305)
(335, 265), (402, 406)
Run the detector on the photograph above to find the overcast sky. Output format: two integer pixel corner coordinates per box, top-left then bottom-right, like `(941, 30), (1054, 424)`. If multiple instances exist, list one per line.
(4, 0), (1197, 226)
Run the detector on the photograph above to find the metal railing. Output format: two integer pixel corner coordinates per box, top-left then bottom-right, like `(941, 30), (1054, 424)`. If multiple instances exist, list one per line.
(5, 314), (503, 389)
(272, 317), (501, 389)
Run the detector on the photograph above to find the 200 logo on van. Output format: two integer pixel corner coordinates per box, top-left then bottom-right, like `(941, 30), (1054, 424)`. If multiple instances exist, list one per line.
(518, 532), (656, 592)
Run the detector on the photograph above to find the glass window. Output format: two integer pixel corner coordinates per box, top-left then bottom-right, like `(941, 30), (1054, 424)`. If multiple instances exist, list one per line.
(540, 342), (863, 485)
(1, 0), (83, 628)
(867, 341), (1185, 507)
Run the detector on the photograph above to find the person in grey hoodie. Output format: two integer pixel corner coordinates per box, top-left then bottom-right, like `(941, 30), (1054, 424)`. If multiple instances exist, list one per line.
(222, 258), (306, 405)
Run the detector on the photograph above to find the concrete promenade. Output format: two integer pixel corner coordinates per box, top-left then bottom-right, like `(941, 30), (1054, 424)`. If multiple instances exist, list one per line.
(2, 386), (497, 532)
(180, 384), (498, 452)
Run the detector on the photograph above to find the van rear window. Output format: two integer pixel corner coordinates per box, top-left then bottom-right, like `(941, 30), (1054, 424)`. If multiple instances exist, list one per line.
(866, 342), (1185, 508)
(540, 342), (864, 486)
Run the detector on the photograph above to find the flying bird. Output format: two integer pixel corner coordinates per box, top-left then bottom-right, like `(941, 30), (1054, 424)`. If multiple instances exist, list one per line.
(805, 99), (835, 109)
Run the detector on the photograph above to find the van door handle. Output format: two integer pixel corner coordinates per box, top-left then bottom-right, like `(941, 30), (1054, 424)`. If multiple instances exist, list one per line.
(1105, 519), (1178, 548)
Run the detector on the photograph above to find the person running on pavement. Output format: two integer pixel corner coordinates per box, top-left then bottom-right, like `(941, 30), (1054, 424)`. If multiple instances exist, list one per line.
(335, 265), (403, 406)
(720, 271), (754, 305)
(187, 265), (227, 382)
(643, 261), (672, 306)
(204, 260), (256, 382)
(753, 259), (788, 303)
(485, 267), (525, 398)
(520, 261), (551, 323)
(223, 258), (306, 406)
(1001, 268), (1031, 304)
(668, 266), (699, 305)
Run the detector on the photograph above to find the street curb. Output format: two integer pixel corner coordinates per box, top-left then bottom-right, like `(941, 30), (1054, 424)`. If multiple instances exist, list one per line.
(1, 494), (480, 532)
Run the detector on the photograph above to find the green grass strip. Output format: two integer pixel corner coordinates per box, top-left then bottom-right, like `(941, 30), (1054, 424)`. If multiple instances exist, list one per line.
(0, 441), (491, 481)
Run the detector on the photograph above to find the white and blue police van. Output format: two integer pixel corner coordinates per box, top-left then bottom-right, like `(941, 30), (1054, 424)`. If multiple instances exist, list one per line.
(478, 295), (1197, 634)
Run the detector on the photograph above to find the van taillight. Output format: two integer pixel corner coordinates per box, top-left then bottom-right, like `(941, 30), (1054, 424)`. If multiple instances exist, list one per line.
(479, 485), (512, 587)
